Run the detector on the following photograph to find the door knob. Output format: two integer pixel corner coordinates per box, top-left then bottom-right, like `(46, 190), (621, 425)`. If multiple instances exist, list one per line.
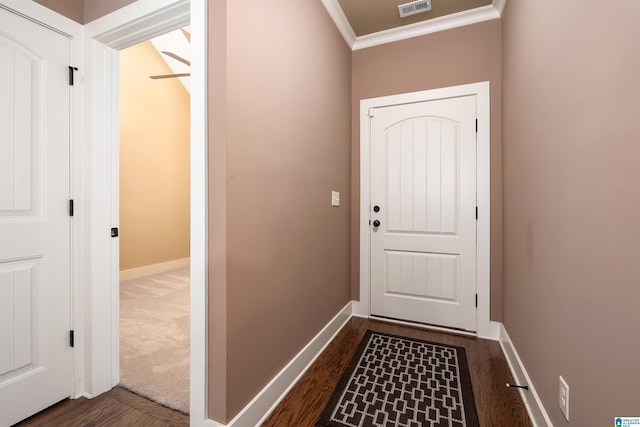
(373, 205), (380, 212)
(372, 220), (381, 227)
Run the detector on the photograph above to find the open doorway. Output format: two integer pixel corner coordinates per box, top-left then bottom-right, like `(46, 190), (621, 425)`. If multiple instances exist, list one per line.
(82, 0), (208, 421)
(117, 28), (191, 414)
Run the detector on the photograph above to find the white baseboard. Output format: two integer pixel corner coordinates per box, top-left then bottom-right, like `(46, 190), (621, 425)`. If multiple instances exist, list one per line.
(351, 299), (368, 317)
(499, 323), (553, 427)
(203, 301), (353, 427)
(481, 320), (502, 341)
(197, 308), (545, 427)
(73, 392), (94, 400)
(119, 257), (190, 281)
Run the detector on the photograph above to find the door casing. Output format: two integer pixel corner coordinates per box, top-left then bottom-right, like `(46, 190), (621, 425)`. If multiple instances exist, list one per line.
(82, 1), (209, 424)
(357, 82), (497, 339)
(83, 0), (190, 396)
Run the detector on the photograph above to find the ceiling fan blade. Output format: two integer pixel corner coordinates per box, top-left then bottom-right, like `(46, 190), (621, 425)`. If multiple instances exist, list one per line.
(150, 73), (191, 79)
(181, 28), (191, 43)
(161, 51), (190, 66)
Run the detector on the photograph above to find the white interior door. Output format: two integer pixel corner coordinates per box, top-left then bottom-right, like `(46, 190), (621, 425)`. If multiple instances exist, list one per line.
(369, 95), (477, 331)
(0, 7), (72, 425)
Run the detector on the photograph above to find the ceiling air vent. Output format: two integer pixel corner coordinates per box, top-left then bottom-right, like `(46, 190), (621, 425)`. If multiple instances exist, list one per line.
(398, 0), (432, 18)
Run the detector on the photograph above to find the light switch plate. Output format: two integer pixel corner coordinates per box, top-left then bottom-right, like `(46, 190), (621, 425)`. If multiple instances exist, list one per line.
(331, 191), (340, 207)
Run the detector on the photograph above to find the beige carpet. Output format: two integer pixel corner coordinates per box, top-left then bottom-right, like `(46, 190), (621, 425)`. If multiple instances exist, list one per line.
(119, 267), (190, 414)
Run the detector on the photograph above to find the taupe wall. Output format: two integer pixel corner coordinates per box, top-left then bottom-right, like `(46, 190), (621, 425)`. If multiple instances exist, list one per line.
(352, 20), (503, 320)
(502, 2), (640, 425)
(208, 0), (352, 421)
(33, 0), (135, 23)
(119, 40), (190, 271)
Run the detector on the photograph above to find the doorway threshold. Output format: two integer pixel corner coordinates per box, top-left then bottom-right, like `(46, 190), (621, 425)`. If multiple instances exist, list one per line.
(369, 315), (478, 338)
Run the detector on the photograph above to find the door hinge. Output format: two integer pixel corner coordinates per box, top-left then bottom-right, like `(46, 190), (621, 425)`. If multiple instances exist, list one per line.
(475, 294), (478, 308)
(111, 227), (119, 238)
(368, 108), (375, 118)
(475, 118), (478, 132)
(69, 330), (75, 348)
(69, 199), (74, 217)
(68, 66), (78, 86)
(475, 206), (478, 220)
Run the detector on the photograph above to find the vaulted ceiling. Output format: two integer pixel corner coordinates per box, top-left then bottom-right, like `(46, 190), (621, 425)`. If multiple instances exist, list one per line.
(322, 0), (506, 50)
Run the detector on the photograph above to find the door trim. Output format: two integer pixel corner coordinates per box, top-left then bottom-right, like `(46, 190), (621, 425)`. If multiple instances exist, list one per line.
(83, 0), (209, 424)
(357, 82), (494, 339)
(83, 0), (191, 396)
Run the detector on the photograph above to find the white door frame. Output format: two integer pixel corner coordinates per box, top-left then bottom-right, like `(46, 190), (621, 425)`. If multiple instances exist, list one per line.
(82, 0), (208, 424)
(356, 82), (497, 340)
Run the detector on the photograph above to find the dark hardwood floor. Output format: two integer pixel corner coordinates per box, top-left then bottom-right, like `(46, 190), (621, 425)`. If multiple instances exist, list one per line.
(14, 386), (189, 427)
(13, 317), (532, 427)
(262, 317), (533, 427)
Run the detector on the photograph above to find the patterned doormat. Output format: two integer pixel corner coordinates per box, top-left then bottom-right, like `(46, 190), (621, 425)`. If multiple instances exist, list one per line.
(316, 331), (479, 427)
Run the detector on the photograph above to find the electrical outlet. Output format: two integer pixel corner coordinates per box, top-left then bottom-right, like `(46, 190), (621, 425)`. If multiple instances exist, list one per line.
(559, 376), (570, 421)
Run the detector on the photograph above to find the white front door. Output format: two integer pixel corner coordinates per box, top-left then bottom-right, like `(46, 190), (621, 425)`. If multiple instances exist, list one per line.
(369, 95), (477, 331)
(0, 7), (72, 425)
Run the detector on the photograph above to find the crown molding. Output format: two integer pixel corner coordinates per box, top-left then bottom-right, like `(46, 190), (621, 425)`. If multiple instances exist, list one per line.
(322, 0), (506, 51)
(352, 4), (499, 50)
(493, 0), (507, 15)
(320, 0), (356, 48)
